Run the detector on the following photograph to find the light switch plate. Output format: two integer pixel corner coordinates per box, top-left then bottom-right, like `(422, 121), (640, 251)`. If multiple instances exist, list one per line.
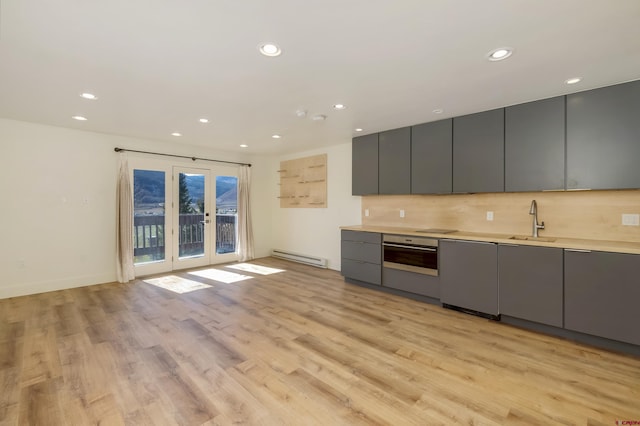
(486, 211), (494, 221)
(400, 209), (405, 218)
(622, 213), (640, 226)
(365, 209), (370, 217)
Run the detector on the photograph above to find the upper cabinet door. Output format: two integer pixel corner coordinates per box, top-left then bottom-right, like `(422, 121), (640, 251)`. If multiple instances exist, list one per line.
(378, 127), (411, 194)
(352, 133), (379, 195)
(567, 80), (640, 190)
(505, 96), (566, 192)
(453, 109), (505, 193)
(411, 119), (452, 194)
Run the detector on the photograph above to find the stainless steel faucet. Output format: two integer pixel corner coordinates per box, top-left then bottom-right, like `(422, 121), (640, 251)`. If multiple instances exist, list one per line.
(529, 200), (545, 238)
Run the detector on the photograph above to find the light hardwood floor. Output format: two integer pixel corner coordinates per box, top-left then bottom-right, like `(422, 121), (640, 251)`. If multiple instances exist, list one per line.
(1, 257), (639, 425)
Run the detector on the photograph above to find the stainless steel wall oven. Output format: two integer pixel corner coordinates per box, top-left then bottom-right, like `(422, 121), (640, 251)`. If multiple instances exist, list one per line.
(382, 234), (438, 276)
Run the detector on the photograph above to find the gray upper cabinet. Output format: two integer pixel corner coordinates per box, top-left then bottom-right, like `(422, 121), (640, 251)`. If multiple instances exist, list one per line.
(411, 119), (453, 194)
(351, 80), (640, 196)
(498, 244), (563, 327)
(566, 79), (640, 190)
(378, 127), (411, 194)
(352, 133), (379, 195)
(453, 109), (505, 193)
(505, 97), (565, 192)
(565, 250), (640, 345)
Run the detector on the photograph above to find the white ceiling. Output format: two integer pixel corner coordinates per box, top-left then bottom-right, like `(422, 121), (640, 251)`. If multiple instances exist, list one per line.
(1, 1), (640, 155)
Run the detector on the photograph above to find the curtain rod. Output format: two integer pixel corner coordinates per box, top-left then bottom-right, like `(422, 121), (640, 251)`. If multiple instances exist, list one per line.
(114, 147), (251, 167)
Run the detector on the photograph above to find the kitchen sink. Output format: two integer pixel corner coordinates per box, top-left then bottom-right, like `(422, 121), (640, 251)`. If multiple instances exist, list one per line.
(509, 235), (557, 243)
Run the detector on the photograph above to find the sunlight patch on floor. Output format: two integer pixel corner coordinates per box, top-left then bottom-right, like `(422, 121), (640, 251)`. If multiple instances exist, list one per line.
(143, 275), (212, 294)
(188, 268), (253, 284)
(225, 263), (286, 275)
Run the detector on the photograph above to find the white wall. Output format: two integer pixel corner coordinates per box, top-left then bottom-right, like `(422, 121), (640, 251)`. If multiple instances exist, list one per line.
(0, 118), (258, 298)
(248, 153), (277, 260)
(269, 142), (362, 270)
(0, 118), (359, 298)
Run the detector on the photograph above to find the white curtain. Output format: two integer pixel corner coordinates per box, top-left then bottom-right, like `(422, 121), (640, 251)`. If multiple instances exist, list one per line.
(237, 165), (255, 261)
(116, 154), (135, 282)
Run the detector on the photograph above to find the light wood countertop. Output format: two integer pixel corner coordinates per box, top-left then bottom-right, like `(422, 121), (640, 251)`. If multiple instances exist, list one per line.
(341, 225), (640, 255)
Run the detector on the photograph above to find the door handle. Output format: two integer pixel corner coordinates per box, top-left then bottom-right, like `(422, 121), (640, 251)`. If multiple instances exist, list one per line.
(200, 220), (211, 224)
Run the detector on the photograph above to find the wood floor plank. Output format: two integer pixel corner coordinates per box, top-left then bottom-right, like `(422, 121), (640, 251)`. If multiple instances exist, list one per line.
(18, 378), (64, 426)
(0, 368), (20, 424)
(20, 324), (62, 388)
(139, 345), (219, 424)
(0, 332), (23, 371)
(228, 358), (347, 425)
(1, 256), (639, 425)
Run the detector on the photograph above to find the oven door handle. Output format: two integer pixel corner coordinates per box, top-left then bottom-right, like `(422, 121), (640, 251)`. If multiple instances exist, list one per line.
(383, 243), (437, 252)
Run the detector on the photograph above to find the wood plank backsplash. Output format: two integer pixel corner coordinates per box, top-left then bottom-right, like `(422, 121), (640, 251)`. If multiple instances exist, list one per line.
(361, 190), (640, 242)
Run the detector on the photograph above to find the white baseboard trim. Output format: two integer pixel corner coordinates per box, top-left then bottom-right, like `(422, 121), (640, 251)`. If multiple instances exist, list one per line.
(0, 273), (116, 299)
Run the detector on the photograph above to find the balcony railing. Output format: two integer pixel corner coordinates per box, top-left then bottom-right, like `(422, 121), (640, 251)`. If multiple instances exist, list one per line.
(133, 214), (237, 263)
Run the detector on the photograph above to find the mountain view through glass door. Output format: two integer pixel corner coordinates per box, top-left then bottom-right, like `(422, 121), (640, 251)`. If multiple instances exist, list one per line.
(215, 176), (238, 255)
(133, 169), (238, 268)
(133, 169), (166, 265)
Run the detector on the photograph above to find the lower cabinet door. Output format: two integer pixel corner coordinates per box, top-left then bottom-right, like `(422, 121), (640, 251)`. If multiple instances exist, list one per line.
(341, 258), (381, 285)
(382, 267), (439, 299)
(341, 240), (381, 264)
(440, 239), (498, 315)
(498, 245), (563, 327)
(565, 250), (640, 345)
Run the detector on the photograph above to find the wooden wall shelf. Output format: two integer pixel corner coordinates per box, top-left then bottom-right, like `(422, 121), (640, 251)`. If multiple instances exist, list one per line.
(278, 154), (327, 208)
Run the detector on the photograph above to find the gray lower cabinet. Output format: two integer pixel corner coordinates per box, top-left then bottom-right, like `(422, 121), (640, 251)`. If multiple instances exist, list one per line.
(566, 79), (640, 190)
(439, 239), (498, 315)
(382, 267), (439, 299)
(498, 244), (563, 327)
(378, 127), (411, 194)
(352, 133), (379, 195)
(411, 119), (452, 194)
(564, 250), (640, 345)
(341, 230), (381, 285)
(453, 108), (505, 193)
(505, 96), (565, 192)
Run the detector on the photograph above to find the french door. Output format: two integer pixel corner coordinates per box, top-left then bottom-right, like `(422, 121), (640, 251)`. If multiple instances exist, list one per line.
(172, 167), (211, 269)
(131, 159), (239, 276)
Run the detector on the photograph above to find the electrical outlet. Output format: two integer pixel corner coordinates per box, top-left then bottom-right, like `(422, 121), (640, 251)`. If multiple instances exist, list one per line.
(486, 211), (494, 221)
(365, 209), (370, 217)
(622, 213), (640, 226)
(400, 209), (405, 218)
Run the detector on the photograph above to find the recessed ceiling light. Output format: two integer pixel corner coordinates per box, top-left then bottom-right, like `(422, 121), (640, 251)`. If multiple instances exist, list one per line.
(565, 77), (582, 85)
(333, 104), (346, 110)
(355, 128), (363, 132)
(272, 134), (282, 139)
(312, 114), (327, 121)
(171, 132), (182, 137)
(487, 47), (513, 61)
(259, 43), (282, 57)
(432, 108), (444, 114)
(80, 92), (97, 100)
(72, 115), (87, 121)
(295, 109), (307, 118)
(199, 118), (209, 123)
(240, 144), (248, 148)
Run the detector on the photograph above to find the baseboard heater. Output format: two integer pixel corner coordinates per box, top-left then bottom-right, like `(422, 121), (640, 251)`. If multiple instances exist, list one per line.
(271, 249), (328, 268)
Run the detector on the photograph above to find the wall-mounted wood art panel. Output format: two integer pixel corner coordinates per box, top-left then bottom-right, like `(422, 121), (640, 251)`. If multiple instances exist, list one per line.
(278, 154), (327, 208)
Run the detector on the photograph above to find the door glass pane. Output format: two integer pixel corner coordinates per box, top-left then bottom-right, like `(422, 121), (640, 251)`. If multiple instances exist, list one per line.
(178, 172), (205, 258)
(216, 176), (238, 254)
(133, 170), (165, 264)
